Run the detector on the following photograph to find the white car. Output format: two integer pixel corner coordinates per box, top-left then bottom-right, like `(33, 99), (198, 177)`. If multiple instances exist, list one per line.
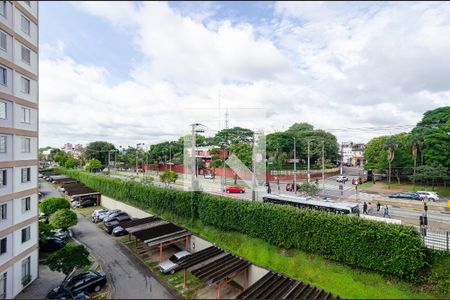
(204, 173), (214, 179)
(416, 191), (439, 202)
(336, 176), (348, 183)
(158, 251), (191, 274)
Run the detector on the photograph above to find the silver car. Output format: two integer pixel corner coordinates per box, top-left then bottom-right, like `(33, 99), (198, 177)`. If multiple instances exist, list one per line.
(158, 251), (191, 274)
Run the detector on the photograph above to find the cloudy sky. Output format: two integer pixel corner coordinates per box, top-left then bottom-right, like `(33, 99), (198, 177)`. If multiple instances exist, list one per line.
(39, 1), (450, 148)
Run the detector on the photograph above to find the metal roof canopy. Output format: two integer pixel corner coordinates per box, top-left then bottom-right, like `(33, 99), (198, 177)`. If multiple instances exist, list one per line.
(64, 186), (99, 196)
(52, 178), (78, 183)
(126, 220), (168, 234)
(177, 246), (225, 269)
(120, 216), (160, 229)
(133, 223), (183, 242)
(191, 253), (250, 285)
(145, 230), (191, 248)
(237, 271), (338, 300)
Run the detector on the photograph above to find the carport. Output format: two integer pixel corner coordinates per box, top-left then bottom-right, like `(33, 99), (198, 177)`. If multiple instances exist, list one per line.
(52, 177), (79, 184)
(132, 222), (191, 262)
(237, 271), (338, 299)
(177, 246), (251, 299)
(64, 185), (101, 206)
(120, 216), (162, 240)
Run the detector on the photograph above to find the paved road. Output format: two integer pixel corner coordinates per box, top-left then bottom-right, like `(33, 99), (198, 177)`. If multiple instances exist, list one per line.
(40, 179), (178, 299)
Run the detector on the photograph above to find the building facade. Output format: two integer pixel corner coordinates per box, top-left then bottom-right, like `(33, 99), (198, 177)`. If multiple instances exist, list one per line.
(0, 1), (38, 298)
(342, 142), (365, 167)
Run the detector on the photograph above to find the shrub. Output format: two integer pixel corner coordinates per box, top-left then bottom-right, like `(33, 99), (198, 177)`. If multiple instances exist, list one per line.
(39, 197), (70, 216)
(46, 244), (90, 276)
(56, 168), (426, 279)
(49, 209), (77, 230)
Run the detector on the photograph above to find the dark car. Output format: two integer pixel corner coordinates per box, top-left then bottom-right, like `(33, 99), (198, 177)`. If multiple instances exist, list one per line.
(96, 209), (121, 222)
(388, 192), (421, 200)
(78, 198), (97, 208)
(104, 215), (131, 234)
(103, 212), (129, 223)
(59, 291), (90, 299)
(40, 237), (66, 252)
(46, 271), (107, 299)
(111, 226), (128, 237)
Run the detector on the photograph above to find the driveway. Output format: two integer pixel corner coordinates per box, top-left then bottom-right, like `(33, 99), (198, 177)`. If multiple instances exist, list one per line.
(39, 178), (178, 299)
(72, 213), (178, 299)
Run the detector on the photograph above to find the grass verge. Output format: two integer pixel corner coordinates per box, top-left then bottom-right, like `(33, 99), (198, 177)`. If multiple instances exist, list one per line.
(156, 211), (448, 299)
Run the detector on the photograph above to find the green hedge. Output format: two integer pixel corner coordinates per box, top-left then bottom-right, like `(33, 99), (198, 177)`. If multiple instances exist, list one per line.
(57, 168), (426, 279)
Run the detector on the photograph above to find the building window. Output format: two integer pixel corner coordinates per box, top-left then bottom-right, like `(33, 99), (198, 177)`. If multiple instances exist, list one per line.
(21, 257), (30, 283)
(0, 238), (6, 255)
(0, 170), (6, 187)
(0, 203), (6, 220)
(20, 107), (30, 123)
(20, 15), (30, 35)
(21, 226), (30, 243)
(0, 136), (5, 153)
(21, 167), (30, 183)
(0, 1), (6, 17)
(0, 102), (5, 119)
(0, 31), (6, 52)
(21, 137), (30, 153)
(0, 66), (6, 86)
(22, 197), (30, 213)
(21, 77), (30, 94)
(0, 272), (6, 299)
(21, 46), (30, 65)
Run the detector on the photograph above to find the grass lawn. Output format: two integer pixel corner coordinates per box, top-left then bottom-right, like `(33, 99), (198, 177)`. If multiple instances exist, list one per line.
(156, 212), (448, 299)
(76, 205), (106, 218)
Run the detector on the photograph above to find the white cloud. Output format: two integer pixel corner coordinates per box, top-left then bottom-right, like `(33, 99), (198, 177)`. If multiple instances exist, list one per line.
(40, 1), (450, 148)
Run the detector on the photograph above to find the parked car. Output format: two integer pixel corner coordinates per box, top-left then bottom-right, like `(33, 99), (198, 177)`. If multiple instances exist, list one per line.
(388, 192), (421, 200)
(416, 191), (440, 202)
(91, 209), (109, 223)
(204, 173), (214, 179)
(78, 198), (98, 208)
(46, 271), (107, 299)
(158, 251), (191, 274)
(40, 237), (66, 252)
(103, 212), (130, 223)
(97, 210), (121, 222)
(111, 226), (128, 237)
(104, 215), (131, 234)
(336, 176), (348, 183)
(224, 186), (245, 193)
(286, 183), (301, 192)
(352, 177), (366, 185)
(51, 229), (71, 240)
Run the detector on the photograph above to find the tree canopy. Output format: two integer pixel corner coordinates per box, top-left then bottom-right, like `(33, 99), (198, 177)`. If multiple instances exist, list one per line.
(49, 209), (78, 230)
(39, 198), (70, 216)
(84, 141), (116, 165)
(45, 244), (90, 276)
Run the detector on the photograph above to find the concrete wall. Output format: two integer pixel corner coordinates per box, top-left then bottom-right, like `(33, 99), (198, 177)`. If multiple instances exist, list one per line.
(13, 165), (37, 193)
(0, 29), (13, 61)
(0, 64), (13, 94)
(0, 167), (13, 196)
(0, 133), (13, 161)
(0, 100), (13, 128)
(0, 200), (12, 231)
(12, 221), (37, 256)
(100, 195), (152, 219)
(0, 266), (14, 299)
(13, 41), (37, 75)
(12, 193), (37, 224)
(13, 8), (37, 47)
(13, 71), (37, 103)
(12, 248), (38, 296)
(13, 135), (37, 161)
(13, 104), (37, 132)
(0, 2), (13, 29)
(0, 233), (13, 266)
(18, 1), (38, 19)
(189, 235), (213, 253)
(233, 264), (269, 288)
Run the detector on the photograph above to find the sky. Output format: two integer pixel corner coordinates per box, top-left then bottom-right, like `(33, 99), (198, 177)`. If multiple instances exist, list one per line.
(39, 1), (450, 149)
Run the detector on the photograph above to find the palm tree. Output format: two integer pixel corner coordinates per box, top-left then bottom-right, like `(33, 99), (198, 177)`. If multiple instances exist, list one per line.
(383, 136), (399, 189)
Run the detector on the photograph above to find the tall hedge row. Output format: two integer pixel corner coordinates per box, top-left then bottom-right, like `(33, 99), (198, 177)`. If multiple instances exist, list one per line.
(58, 168), (426, 278)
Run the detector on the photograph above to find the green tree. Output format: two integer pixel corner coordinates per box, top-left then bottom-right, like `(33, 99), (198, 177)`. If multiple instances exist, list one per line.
(411, 162), (448, 189)
(49, 209), (77, 230)
(39, 222), (54, 244)
(64, 158), (78, 169)
(54, 151), (69, 166)
(84, 141), (116, 165)
(86, 158), (102, 173)
(39, 198), (70, 216)
(229, 143), (252, 168)
(297, 182), (318, 196)
(159, 170), (178, 186)
(45, 244), (90, 278)
(213, 127), (254, 146)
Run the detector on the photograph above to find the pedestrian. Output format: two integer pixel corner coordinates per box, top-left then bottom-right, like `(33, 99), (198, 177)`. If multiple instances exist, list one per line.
(376, 202), (381, 212)
(267, 184), (271, 194)
(383, 205), (389, 217)
(363, 202), (368, 215)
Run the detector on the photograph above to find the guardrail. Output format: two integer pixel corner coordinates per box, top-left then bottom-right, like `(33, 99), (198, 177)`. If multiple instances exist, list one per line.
(420, 229), (449, 251)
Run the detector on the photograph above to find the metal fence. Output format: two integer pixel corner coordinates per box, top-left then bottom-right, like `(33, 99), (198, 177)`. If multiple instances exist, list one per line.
(421, 229), (450, 251)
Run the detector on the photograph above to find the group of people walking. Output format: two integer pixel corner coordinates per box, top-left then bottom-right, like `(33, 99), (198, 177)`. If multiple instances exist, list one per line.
(363, 201), (389, 217)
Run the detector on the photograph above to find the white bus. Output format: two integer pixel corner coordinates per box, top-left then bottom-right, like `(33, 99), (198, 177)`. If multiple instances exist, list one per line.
(262, 194), (360, 215)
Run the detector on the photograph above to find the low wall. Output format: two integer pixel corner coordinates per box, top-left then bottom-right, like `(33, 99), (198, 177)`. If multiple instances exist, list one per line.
(100, 195), (152, 218)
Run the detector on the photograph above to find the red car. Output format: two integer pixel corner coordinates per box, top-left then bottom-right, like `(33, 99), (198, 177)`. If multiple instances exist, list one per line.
(224, 186), (245, 193)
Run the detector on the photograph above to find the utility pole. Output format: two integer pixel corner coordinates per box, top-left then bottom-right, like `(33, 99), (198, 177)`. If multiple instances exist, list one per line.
(107, 150), (111, 175)
(307, 139), (311, 183)
(293, 137), (297, 194)
(191, 123), (204, 191)
(322, 141), (325, 194)
(340, 142), (344, 175)
(169, 142), (172, 171)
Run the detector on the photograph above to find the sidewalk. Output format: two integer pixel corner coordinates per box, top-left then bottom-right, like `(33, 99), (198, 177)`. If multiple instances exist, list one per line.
(16, 265), (66, 299)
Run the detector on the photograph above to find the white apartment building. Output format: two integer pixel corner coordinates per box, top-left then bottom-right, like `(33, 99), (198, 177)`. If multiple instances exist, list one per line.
(342, 142), (365, 167)
(0, 1), (39, 298)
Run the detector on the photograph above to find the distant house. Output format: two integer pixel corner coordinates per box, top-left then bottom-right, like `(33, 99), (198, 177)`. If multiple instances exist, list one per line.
(342, 142), (365, 167)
